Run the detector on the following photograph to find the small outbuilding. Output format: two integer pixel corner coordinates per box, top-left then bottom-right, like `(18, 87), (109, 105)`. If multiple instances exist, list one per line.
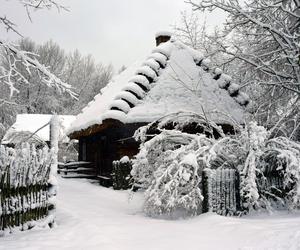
(68, 32), (250, 185)
(2, 114), (77, 162)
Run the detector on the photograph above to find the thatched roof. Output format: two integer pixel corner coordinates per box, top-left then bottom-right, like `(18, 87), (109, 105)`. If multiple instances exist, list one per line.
(68, 37), (249, 138)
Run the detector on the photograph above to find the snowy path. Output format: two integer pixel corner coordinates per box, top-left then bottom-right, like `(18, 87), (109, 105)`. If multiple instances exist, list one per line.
(1, 177), (300, 250)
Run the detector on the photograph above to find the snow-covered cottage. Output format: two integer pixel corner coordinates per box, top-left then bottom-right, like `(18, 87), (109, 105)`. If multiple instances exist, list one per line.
(68, 33), (249, 184)
(2, 114), (77, 161)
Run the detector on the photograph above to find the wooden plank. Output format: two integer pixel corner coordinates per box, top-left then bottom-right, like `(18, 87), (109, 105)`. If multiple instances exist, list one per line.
(97, 175), (111, 180)
(58, 161), (93, 169)
(59, 168), (95, 173)
(61, 174), (97, 179)
(63, 161), (92, 167)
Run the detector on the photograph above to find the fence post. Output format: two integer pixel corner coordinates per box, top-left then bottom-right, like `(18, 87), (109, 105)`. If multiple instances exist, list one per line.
(112, 157), (132, 190)
(48, 114), (59, 227)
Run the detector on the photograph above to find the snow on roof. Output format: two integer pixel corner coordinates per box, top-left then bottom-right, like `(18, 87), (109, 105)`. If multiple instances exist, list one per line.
(155, 31), (173, 38)
(2, 114), (76, 144)
(68, 39), (249, 135)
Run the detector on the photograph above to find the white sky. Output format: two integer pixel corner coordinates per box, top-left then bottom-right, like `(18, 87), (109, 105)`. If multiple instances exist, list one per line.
(1, 0), (226, 70)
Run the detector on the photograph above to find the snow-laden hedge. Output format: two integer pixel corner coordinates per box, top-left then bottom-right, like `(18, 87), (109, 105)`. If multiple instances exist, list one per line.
(0, 143), (57, 235)
(131, 115), (300, 218)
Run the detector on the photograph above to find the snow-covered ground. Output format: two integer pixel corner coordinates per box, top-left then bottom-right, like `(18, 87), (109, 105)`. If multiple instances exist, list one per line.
(1, 177), (300, 250)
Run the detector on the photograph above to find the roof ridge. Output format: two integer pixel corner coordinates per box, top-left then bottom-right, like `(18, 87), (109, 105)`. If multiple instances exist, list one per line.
(106, 40), (250, 120)
(105, 41), (174, 119)
(179, 41), (250, 107)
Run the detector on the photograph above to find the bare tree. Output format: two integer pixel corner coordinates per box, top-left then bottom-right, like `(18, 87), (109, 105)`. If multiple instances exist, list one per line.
(62, 50), (113, 114)
(173, 11), (207, 51)
(0, 37), (113, 139)
(173, 11), (231, 70)
(186, 0), (300, 139)
(0, 0), (76, 99)
(0, 0), (79, 139)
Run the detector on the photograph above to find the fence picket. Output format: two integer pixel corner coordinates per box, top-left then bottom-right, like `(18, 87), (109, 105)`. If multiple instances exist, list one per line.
(0, 144), (52, 232)
(202, 168), (240, 215)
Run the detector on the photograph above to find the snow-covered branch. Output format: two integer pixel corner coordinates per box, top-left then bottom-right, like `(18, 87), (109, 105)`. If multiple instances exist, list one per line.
(0, 16), (22, 36)
(0, 40), (78, 98)
(184, 0), (300, 138)
(0, 0), (76, 100)
(187, 0), (300, 93)
(20, 0), (68, 10)
(1, 0), (68, 35)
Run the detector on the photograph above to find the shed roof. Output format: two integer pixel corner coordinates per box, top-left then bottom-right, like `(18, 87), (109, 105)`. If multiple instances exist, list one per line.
(68, 38), (249, 136)
(2, 114), (75, 145)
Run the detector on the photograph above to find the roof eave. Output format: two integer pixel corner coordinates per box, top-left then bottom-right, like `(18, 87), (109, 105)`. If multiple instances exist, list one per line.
(68, 119), (125, 139)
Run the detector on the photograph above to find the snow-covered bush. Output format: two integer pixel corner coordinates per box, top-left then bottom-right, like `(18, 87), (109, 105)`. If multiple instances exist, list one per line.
(132, 128), (216, 218)
(239, 122), (269, 211)
(204, 121), (300, 212)
(194, 120), (300, 212)
(230, 122), (300, 212)
(132, 112), (300, 217)
(263, 137), (300, 210)
(131, 112), (231, 218)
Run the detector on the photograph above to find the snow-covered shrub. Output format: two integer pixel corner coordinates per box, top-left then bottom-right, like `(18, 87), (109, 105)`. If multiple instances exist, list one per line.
(205, 121), (300, 212)
(239, 122), (269, 211)
(131, 112), (237, 218)
(263, 137), (300, 210)
(230, 122), (300, 212)
(132, 128), (218, 218)
(206, 122), (300, 212)
(112, 156), (132, 190)
(132, 111), (300, 217)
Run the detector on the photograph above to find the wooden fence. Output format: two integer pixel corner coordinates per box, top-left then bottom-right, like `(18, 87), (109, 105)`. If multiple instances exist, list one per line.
(202, 168), (241, 215)
(112, 159), (132, 190)
(0, 144), (53, 232)
(0, 184), (49, 231)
